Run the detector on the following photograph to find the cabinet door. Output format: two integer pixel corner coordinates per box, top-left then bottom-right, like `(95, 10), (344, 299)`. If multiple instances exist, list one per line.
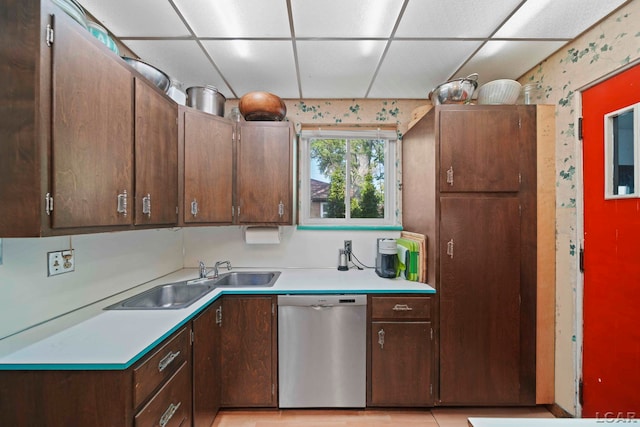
(220, 296), (277, 407)
(439, 196), (521, 404)
(192, 299), (221, 427)
(370, 321), (432, 406)
(183, 109), (233, 223)
(439, 107), (520, 192)
(134, 78), (178, 225)
(237, 123), (292, 224)
(51, 14), (133, 228)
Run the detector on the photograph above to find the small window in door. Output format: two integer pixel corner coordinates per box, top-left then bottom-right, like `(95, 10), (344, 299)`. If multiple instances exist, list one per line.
(604, 103), (639, 198)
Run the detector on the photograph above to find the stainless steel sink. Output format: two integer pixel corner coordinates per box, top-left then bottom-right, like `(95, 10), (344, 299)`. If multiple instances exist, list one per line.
(105, 281), (216, 310)
(104, 271), (280, 310)
(213, 271), (280, 287)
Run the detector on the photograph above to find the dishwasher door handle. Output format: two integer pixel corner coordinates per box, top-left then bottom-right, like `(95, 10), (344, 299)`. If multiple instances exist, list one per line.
(311, 304), (334, 309)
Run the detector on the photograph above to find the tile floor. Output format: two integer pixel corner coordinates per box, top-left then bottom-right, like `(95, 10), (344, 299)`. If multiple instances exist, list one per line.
(212, 406), (555, 427)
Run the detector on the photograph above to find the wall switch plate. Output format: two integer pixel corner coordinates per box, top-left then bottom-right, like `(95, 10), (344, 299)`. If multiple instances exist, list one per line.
(48, 249), (74, 276)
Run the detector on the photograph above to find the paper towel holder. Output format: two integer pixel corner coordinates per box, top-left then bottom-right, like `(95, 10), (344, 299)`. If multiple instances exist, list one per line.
(243, 226), (282, 244)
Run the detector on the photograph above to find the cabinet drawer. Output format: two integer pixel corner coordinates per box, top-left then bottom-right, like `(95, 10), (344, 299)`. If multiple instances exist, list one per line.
(134, 327), (190, 408)
(371, 296), (431, 320)
(135, 361), (191, 427)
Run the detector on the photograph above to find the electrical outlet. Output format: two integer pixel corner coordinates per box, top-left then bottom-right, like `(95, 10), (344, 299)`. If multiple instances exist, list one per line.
(344, 240), (352, 260)
(48, 249), (75, 276)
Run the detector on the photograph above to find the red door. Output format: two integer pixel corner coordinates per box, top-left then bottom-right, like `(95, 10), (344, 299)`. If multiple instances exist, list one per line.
(582, 64), (640, 417)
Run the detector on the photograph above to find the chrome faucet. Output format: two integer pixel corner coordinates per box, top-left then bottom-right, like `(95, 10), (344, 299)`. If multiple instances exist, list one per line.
(198, 260), (232, 279)
(213, 260), (232, 278)
(198, 261), (212, 279)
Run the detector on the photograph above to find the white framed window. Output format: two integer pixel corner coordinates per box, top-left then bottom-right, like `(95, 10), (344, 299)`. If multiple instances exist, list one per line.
(299, 128), (397, 226)
(604, 103), (639, 199)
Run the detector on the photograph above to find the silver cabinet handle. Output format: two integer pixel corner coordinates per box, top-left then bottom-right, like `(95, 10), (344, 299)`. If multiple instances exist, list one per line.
(158, 350), (181, 372)
(142, 194), (151, 217)
(159, 402), (181, 427)
(446, 166), (454, 186)
(117, 190), (128, 216)
(392, 304), (413, 311)
(216, 306), (222, 327)
(378, 329), (385, 349)
(190, 199), (198, 217)
(45, 192), (54, 215)
(278, 200), (284, 217)
(447, 239), (454, 259)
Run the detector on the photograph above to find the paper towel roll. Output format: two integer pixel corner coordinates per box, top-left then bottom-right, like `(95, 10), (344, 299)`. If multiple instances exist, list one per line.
(244, 226), (281, 244)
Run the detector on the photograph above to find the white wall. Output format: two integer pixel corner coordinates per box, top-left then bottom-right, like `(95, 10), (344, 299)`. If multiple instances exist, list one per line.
(0, 226), (397, 340)
(0, 228), (183, 339)
(183, 226), (399, 269)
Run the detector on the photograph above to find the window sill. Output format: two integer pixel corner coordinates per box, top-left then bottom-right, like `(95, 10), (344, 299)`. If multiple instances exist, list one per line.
(296, 225), (403, 231)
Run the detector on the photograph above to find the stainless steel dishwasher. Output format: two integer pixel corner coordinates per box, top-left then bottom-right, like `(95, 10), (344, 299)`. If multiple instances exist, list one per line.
(278, 294), (367, 408)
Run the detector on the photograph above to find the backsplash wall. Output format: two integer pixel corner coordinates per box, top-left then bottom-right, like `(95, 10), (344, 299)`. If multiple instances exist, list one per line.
(0, 229), (183, 340)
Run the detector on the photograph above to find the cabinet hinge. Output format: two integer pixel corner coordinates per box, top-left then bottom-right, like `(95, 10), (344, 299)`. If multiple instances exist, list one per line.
(272, 302), (276, 316)
(518, 117), (521, 128)
(430, 328), (433, 340)
(46, 23), (54, 47)
(579, 246), (585, 273)
(578, 117), (583, 141)
(272, 384), (275, 396)
(190, 329), (194, 344)
(430, 383), (433, 396)
(518, 173), (522, 184)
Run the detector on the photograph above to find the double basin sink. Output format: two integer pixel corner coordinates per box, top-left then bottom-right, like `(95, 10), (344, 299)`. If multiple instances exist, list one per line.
(105, 271), (280, 310)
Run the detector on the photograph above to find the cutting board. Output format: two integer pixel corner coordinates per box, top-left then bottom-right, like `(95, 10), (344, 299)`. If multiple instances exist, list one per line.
(401, 231), (427, 283)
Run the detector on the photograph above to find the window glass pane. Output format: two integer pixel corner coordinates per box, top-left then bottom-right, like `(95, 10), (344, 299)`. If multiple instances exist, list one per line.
(309, 139), (346, 218)
(612, 110), (635, 195)
(349, 139), (385, 219)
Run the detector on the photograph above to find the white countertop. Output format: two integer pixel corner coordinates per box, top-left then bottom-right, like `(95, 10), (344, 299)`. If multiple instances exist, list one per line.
(0, 268), (434, 369)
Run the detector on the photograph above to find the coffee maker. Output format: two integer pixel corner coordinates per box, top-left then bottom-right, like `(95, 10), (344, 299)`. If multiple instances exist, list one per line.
(375, 238), (397, 278)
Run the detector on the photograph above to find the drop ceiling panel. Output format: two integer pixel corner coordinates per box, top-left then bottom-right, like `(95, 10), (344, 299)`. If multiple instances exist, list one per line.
(201, 40), (298, 98)
(292, 0), (405, 37)
(494, 0), (630, 38)
(395, 0), (523, 38)
(297, 40), (387, 98)
(172, 0), (290, 37)
(80, 0), (189, 37)
(369, 40), (483, 98)
(122, 40), (232, 96)
(456, 40), (568, 85)
(77, 0), (630, 99)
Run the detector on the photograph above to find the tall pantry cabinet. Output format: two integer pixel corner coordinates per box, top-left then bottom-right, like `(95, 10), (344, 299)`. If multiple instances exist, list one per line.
(402, 105), (555, 406)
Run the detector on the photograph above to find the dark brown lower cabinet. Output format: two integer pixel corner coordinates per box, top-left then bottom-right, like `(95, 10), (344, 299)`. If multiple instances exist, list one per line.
(368, 296), (433, 407)
(0, 326), (191, 427)
(220, 295), (277, 407)
(192, 299), (222, 426)
(370, 321), (432, 406)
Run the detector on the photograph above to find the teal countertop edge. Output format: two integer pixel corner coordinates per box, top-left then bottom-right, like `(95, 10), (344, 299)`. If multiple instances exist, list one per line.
(0, 287), (435, 371)
(297, 225), (403, 231)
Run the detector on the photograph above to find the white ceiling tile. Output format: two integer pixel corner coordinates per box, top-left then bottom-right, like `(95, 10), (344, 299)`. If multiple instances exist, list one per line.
(78, 0), (190, 37)
(456, 40), (568, 85)
(173, 0), (290, 37)
(494, 0), (629, 38)
(369, 40), (483, 98)
(292, 0), (405, 37)
(297, 41), (387, 98)
(201, 40), (298, 98)
(122, 40), (232, 97)
(395, 0), (523, 37)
